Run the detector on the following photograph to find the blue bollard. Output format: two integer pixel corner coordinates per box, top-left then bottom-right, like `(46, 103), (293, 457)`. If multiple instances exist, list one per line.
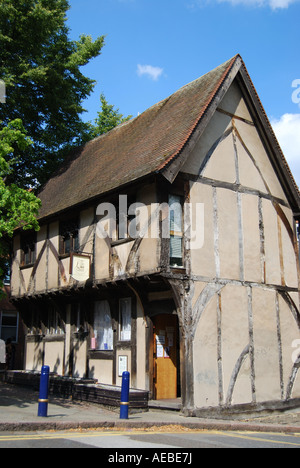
(120, 371), (130, 420)
(38, 365), (50, 417)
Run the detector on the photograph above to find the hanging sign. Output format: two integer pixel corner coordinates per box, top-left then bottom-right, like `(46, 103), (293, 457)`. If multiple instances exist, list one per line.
(70, 253), (91, 282)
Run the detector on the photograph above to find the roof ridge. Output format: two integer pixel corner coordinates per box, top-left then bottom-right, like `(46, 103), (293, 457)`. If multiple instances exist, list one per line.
(157, 55), (240, 172)
(37, 54), (299, 221)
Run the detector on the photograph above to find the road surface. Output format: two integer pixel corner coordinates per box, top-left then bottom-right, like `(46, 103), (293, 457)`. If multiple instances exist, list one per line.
(0, 428), (299, 450)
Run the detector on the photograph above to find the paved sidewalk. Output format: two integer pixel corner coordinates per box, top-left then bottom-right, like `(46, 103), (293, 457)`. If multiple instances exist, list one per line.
(1, 382), (300, 434)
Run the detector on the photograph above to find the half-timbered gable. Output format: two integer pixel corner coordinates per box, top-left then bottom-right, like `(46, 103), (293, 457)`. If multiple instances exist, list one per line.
(10, 55), (300, 416)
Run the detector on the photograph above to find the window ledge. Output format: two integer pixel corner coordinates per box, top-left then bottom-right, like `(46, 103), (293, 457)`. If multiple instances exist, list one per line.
(170, 266), (186, 274)
(43, 334), (65, 342)
(59, 253), (71, 260)
(88, 350), (114, 360)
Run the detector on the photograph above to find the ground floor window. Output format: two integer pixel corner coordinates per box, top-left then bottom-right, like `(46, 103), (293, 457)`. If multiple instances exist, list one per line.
(73, 303), (88, 334)
(47, 307), (65, 335)
(93, 300), (114, 351)
(0, 311), (19, 343)
(27, 310), (41, 335)
(119, 298), (132, 341)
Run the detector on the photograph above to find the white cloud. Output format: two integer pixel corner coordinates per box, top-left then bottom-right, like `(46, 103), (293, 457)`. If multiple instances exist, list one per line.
(268, 0), (297, 7)
(271, 113), (300, 187)
(137, 64), (164, 81)
(188, 0), (299, 9)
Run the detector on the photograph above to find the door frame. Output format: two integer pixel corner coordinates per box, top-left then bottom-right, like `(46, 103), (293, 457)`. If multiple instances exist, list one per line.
(149, 311), (181, 400)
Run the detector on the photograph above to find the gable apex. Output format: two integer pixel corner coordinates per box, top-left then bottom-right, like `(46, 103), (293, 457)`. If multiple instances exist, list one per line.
(162, 56), (300, 214)
(159, 54), (242, 179)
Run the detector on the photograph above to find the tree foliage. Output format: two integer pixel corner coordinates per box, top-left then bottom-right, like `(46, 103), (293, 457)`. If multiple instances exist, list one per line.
(0, 0), (131, 293)
(0, 0), (105, 187)
(0, 119), (41, 292)
(89, 94), (132, 139)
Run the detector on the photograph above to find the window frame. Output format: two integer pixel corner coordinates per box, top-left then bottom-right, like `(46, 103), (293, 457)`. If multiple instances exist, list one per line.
(92, 300), (114, 351)
(169, 194), (184, 268)
(20, 233), (36, 267)
(0, 311), (19, 344)
(27, 310), (42, 336)
(46, 307), (65, 336)
(59, 218), (79, 257)
(97, 194), (137, 244)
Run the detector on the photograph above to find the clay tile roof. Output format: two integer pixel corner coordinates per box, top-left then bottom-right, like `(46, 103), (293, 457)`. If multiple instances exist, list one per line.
(37, 56), (237, 220)
(37, 55), (300, 220)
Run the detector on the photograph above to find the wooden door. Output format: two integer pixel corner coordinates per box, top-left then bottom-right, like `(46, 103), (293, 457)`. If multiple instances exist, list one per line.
(153, 314), (178, 400)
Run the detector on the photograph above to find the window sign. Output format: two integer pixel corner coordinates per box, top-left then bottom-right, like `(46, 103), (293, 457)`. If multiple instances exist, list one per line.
(156, 344), (164, 358)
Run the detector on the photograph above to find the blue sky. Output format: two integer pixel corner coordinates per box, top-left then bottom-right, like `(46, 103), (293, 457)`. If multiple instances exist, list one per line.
(67, 0), (300, 186)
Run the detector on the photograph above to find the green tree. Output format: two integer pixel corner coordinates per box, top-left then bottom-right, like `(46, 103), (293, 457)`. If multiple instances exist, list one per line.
(0, 0), (105, 187)
(90, 94), (132, 139)
(0, 119), (41, 293)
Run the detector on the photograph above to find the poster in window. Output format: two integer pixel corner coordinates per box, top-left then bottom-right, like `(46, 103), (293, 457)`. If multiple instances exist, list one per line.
(94, 301), (113, 351)
(70, 254), (91, 282)
(157, 344), (164, 358)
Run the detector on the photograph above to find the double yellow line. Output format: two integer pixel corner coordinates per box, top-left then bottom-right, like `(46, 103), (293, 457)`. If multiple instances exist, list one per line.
(0, 430), (299, 447)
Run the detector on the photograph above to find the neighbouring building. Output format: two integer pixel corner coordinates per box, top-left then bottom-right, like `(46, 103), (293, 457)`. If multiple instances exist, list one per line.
(10, 55), (300, 415)
(0, 285), (25, 370)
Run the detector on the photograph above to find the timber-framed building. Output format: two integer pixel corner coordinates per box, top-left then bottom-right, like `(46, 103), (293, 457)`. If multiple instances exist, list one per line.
(10, 55), (300, 415)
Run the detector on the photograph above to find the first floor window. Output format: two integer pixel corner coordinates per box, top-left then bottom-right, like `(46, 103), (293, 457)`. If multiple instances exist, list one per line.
(169, 194), (183, 267)
(21, 233), (36, 267)
(59, 218), (79, 256)
(119, 298), (132, 341)
(93, 301), (113, 350)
